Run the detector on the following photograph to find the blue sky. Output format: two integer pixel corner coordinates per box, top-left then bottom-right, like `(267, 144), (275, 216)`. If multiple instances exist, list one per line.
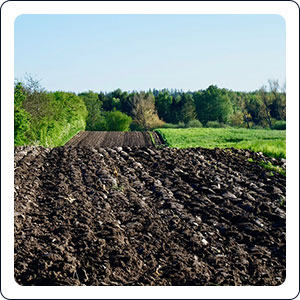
(14, 14), (285, 93)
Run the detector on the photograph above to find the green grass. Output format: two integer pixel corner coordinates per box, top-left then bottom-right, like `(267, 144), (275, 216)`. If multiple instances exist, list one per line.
(259, 161), (286, 176)
(148, 132), (156, 147)
(248, 158), (286, 176)
(155, 128), (286, 159)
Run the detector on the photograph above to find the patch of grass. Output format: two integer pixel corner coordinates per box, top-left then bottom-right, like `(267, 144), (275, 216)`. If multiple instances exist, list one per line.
(235, 140), (286, 159)
(155, 128), (286, 159)
(259, 161), (286, 176)
(280, 197), (286, 207)
(149, 132), (156, 147)
(112, 184), (125, 192)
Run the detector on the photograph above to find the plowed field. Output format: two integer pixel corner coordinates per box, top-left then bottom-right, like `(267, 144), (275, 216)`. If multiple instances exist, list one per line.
(65, 131), (163, 148)
(14, 132), (286, 286)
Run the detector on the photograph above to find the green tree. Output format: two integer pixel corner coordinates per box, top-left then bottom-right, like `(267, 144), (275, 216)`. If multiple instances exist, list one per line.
(15, 75), (88, 146)
(105, 110), (132, 131)
(268, 79), (286, 121)
(79, 91), (105, 130)
(194, 85), (233, 124)
(237, 94), (252, 128)
(170, 94), (182, 124)
(155, 91), (173, 123)
(14, 82), (32, 145)
(180, 93), (197, 123)
(259, 85), (273, 128)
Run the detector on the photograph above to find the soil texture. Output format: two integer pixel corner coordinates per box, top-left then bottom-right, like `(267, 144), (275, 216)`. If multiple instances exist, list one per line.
(14, 136), (286, 286)
(65, 131), (162, 148)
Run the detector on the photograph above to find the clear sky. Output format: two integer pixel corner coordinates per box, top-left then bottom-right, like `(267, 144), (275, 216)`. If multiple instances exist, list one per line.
(14, 14), (285, 93)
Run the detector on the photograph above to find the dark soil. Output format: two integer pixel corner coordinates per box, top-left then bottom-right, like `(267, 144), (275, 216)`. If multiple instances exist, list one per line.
(14, 135), (286, 286)
(65, 131), (163, 148)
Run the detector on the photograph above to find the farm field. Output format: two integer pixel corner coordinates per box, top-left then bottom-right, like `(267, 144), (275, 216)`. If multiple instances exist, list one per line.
(14, 132), (286, 286)
(155, 128), (286, 159)
(65, 131), (163, 148)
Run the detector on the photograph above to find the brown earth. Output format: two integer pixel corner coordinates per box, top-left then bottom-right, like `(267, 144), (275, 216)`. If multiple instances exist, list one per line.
(65, 131), (163, 148)
(14, 132), (286, 286)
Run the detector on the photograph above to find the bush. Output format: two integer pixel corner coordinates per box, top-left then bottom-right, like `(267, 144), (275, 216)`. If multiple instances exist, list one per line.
(160, 122), (185, 129)
(229, 111), (244, 127)
(185, 119), (203, 128)
(35, 92), (88, 146)
(251, 125), (265, 130)
(105, 110), (132, 131)
(14, 79), (88, 147)
(205, 121), (225, 128)
(130, 121), (144, 131)
(272, 120), (286, 130)
(14, 83), (32, 145)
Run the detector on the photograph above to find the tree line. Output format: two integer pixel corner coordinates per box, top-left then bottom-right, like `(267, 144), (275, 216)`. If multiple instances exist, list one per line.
(14, 76), (286, 146)
(79, 79), (286, 131)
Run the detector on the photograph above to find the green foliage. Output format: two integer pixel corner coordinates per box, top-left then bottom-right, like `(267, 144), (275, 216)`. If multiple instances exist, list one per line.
(229, 111), (244, 127)
(15, 75), (286, 146)
(185, 119), (203, 128)
(180, 93), (197, 123)
(32, 92), (88, 146)
(259, 161), (286, 176)
(79, 91), (105, 130)
(272, 120), (286, 130)
(14, 78), (88, 147)
(206, 121), (225, 128)
(155, 128), (286, 159)
(280, 197), (286, 207)
(102, 89), (131, 114)
(194, 85), (233, 124)
(148, 132), (156, 146)
(14, 83), (32, 145)
(248, 158), (286, 175)
(130, 121), (144, 131)
(104, 110), (132, 131)
(157, 122), (185, 129)
(235, 140), (286, 159)
(155, 91), (173, 123)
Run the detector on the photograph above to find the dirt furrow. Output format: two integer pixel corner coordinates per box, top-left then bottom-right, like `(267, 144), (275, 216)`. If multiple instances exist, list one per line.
(14, 145), (285, 286)
(66, 131), (160, 148)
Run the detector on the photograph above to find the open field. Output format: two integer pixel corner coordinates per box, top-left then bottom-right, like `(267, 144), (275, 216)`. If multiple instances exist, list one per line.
(65, 131), (163, 148)
(15, 133), (285, 286)
(155, 128), (286, 159)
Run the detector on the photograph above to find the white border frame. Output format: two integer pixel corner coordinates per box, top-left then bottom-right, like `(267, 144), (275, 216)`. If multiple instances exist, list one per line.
(1, 1), (299, 299)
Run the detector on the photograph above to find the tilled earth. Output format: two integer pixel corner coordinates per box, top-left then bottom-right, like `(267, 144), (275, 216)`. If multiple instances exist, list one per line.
(14, 143), (286, 286)
(65, 131), (163, 148)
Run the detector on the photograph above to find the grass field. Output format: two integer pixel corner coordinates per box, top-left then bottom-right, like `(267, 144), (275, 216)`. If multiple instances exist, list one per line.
(155, 128), (286, 159)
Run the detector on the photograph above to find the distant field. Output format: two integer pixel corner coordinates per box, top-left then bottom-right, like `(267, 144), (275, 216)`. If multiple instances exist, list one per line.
(155, 128), (286, 159)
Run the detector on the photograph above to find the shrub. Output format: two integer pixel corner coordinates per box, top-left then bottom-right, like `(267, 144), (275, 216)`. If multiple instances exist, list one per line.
(14, 83), (32, 145)
(157, 122), (185, 129)
(272, 120), (286, 130)
(178, 121), (185, 128)
(206, 121), (225, 128)
(130, 121), (144, 131)
(105, 110), (132, 131)
(251, 125), (265, 130)
(229, 111), (244, 127)
(185, 119), (203, 128)
(14, 78), (88, 147)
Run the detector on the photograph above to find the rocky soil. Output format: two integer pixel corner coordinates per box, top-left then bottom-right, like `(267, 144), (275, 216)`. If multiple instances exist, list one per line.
(14, 141), (286, 286)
